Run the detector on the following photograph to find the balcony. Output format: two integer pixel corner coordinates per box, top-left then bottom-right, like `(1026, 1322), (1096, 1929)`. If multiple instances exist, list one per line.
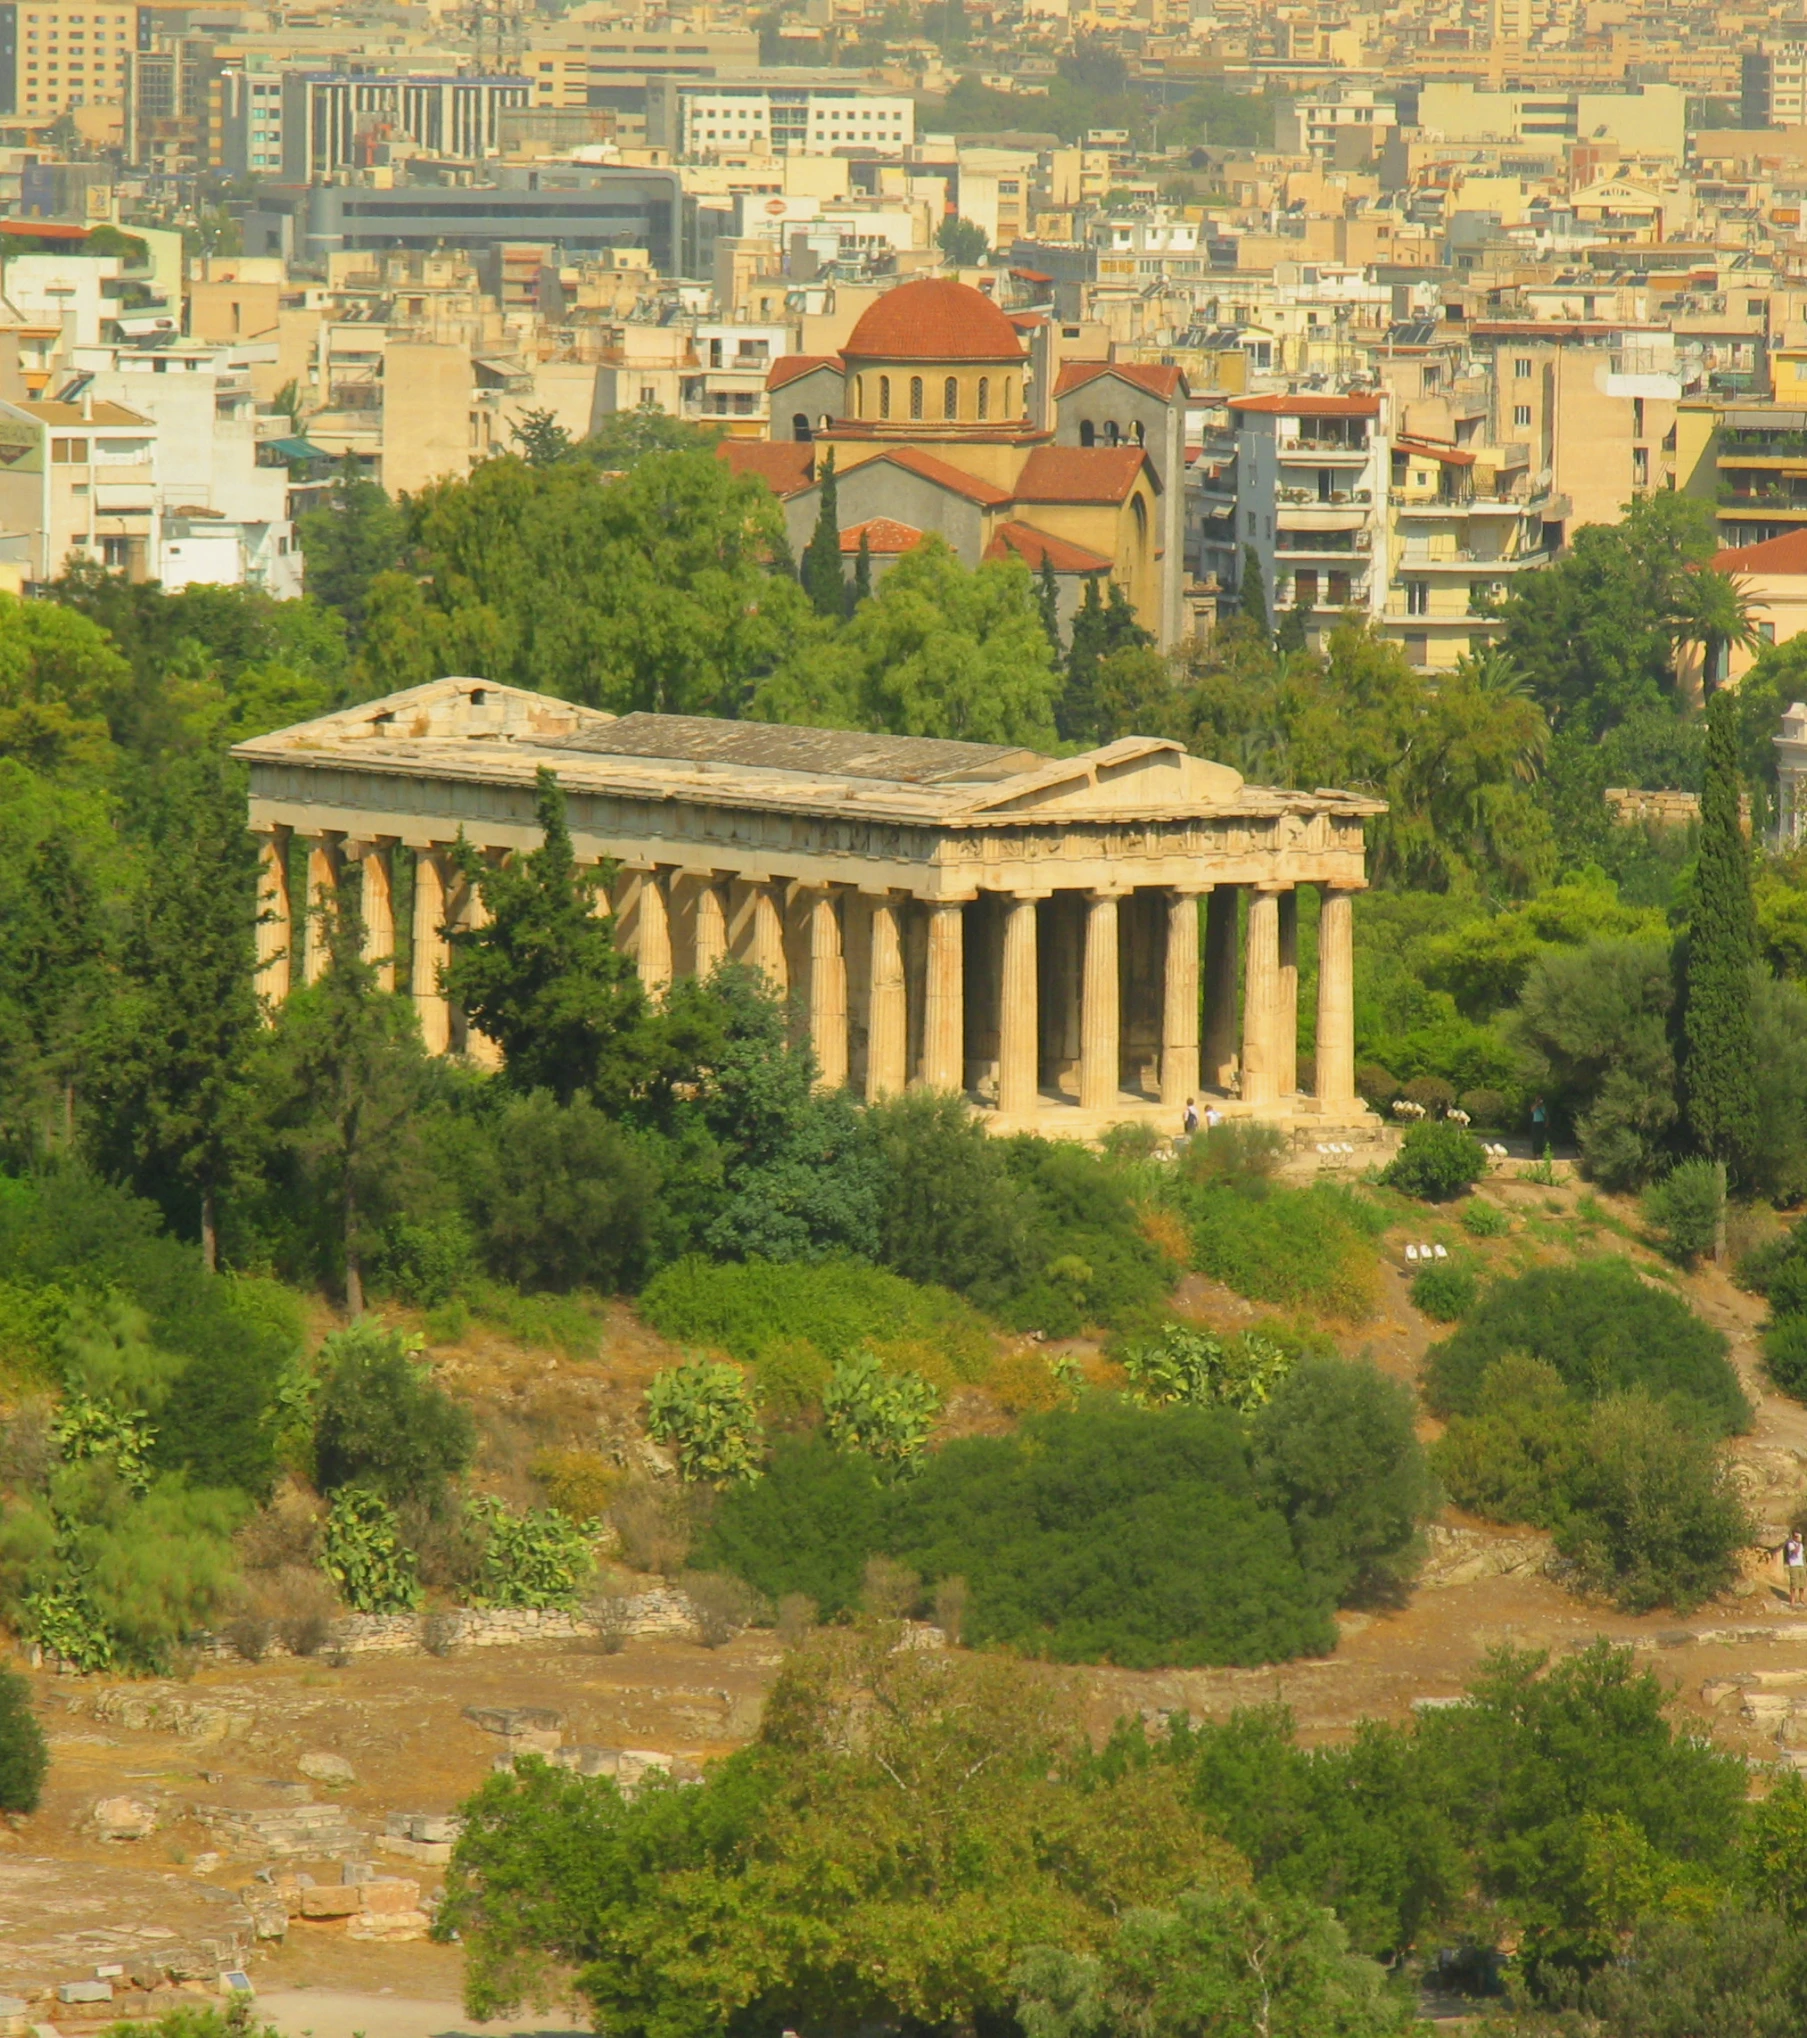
(1275, 432), (1370, 455)
(1276, 502), (1373, 532)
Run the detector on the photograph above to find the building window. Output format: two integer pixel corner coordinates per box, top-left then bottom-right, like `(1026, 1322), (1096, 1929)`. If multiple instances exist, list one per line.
(1405, 579), (1428, 615)
(1080, 420), (1094, 447)
(50, 437), (87, 462)
(1632, 396), (1644, 436)
(1514, 356), (1532, 378)
(1633, 445), (1649, 486)
(854, 375), (864, 414)
(910, 376), (923, 419)
(977, 376), (988, 420)
(879, 375), (890, 419)
(792, 412), (810, 442)
(943, 375), (957, 420)
(639, 386), (655, 407)
(1513, 404), (1532, 427)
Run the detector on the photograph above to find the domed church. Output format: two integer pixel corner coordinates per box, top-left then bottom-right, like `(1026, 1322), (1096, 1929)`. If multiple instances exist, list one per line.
(723, 277), (1189, 646)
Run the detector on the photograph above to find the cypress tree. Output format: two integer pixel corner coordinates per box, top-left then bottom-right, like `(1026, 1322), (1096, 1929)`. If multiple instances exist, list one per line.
(801, 452), (844, 618)
(1682, 687), (1759, 1225)
(1102, 577), (1153, 653)
(853, 529), (873, 607)
(1058, 576), (1108, 745)
(1037, 553), (1062, 654)
(1239, 544), (1270, 636)
(1275, 585), (1311, 656)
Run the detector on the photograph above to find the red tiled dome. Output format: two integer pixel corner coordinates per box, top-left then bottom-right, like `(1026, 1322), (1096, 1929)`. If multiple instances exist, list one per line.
(842, 278), (1025, 363)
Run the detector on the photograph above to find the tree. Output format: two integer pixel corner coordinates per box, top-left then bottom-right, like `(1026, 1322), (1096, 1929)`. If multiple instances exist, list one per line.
(1673, 567), (1762, 695)
(508, 407), (575, 468)
(1059, 576), (1109, 744)
(574, 405), (722, 469)
(88, 762), (263, 1269)
(260, 875), (429, 1313)
(755, 537), (1061, 747)
(311, 1319), (475, 1516)
(1682, 686), (1760, 1216)
(852, 528), (873, 606)
(295, 456), (405, 641)
(1239, 544), (1270, 636)
(936, 215), (990, 266)
(1274, 581), (1311, 656)
(0, 1669), (47, 1813)
(1037, 554), (1062, 655)
(0, 826), (108, 1155)
(441, 767), (652, 1108)
(475, 1090), (663, 1292)
(800, 451), (845, 618)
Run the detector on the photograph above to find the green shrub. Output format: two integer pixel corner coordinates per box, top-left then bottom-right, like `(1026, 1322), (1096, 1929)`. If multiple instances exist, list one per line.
(372, 1215), (478, 1307)
(644, 1356), (763, 1484)
(1735, 1229), (1797, 1298)
(1557, 1392), (1753, 1614)
(1356, 1063), (1400, 1109)
(321, 1487), (419, 1613)
(1175, 1120), (1285, 1190)
(1423, 1260), (1748, 1434)
(1767, 1253), (1807, 1320)
(1459, 1089), (1510, 1128)
(995, 1137), (1176, 1336)
(312, 1320), (476, 1515)
(1181, 1182), (1384, 1320)
(638, 1256), (993, 1383)
(1460, 1199), (1511, 1238)
(476, 1091), (662, 1293)
(471, 1498), (594, 1609)
(0, 1669), (46, 1813)
(1380, 1122), (1487, 1202)
(821, 1352), (940, 1467)
(1409, 1263), (1477, 1321)
(1432, 1355), (1584, 1530)
(889, 1404), (1335, 1668)
(1119, 1323), (1294, 1413)
(752, 1337), (833, 1428)
(1644, 1159), (1725, 1266)
(695, 1437), (889, 1617)
(1763, 1314), (1807, 1399)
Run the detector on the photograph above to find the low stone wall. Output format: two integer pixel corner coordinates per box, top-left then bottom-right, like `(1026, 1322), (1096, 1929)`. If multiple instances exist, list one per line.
(196, 1588), (698, 1663)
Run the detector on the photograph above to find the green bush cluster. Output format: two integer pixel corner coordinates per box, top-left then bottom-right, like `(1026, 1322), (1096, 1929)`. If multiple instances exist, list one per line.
(1118, 1323), (1294, 1413)
(1176, 1179), (1387, 1320)
(698, 1363), (1431, 1666)
(1752, 1224), (1807, 1401)
(1380, 1121), (1488, 1201)
(1409, 1263), (1476, 1321)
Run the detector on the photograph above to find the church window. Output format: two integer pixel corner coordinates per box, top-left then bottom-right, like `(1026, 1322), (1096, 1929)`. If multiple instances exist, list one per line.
(943, 376), (957, 420)
(910, 376), (923, 419)
(977, 376), (989, 420)
(879, 376), (890, 418)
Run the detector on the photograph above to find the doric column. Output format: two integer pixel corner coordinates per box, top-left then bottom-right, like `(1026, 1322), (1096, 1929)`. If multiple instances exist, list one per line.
(1079, 891), (1121, 1114)
(636, 869), (672, 997)
(1277, 888), (1298, 1097)
(254, 826), (292, 1007)
(921, 901), (966, 1092)
(751, 883), (787, 995)
(866, 897), (907, 1101)
(808, 889), (848, 1091)
(1202, 885), (1239, 1090)
(694, 879), (727, 977)
(411, 848), (451, 1056)
(303, 836), (342, 984)
(1315, 885), (1357, 1111)
(1160, 887), (1202, 1109)
(455, 855), (504, 1070)
(997, 894), (1040, 1116)
(1241, 886), (1281, 1108)
(356, 842), (396, 994)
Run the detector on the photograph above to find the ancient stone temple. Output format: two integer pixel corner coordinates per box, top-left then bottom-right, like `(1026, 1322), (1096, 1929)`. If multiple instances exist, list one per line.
(237, 678), (1382, 1131)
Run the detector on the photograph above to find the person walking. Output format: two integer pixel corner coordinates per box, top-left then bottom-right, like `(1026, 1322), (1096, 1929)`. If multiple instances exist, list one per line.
(1787, 1528), (1805, 1607)
(1183, 1098), (1199, 1136)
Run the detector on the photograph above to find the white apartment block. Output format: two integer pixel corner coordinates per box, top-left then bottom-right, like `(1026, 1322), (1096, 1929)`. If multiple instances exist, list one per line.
(9, 0), (135, 121)
(675, 83), (912, 161)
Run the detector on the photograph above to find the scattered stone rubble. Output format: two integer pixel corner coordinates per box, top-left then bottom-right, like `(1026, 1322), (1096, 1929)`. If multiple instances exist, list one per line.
(461, 1702), (702, 1790)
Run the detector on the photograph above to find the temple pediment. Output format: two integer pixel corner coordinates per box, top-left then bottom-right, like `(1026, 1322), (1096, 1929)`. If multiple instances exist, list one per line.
(959, 739), (1245, 817)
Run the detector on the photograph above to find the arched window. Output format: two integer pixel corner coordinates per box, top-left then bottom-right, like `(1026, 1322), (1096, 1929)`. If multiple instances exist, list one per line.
(879, 375), (890, 419)
(977, 376), (989, 420)
(1105, 419), (1121, 446)
(1132, 494), (1148, 554)
(854, 375), (864, 415)
(910, 376), (924, 419)
(943, 375), (958, 419)
(792, 412), (811, 442)
(1079, 419), (1095, 447)
(1005, 378), (1015, 415)
(1135, 419), (1146, 445)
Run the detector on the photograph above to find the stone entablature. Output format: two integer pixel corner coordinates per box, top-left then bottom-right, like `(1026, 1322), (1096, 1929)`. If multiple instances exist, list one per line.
(238, 678), (1385, 1129)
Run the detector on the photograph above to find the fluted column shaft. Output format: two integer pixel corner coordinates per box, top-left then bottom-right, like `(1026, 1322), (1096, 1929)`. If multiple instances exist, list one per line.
(1316, 885), (1357, 1111)
(457, 857), (503, 1070)
(304, 837), (341, 984)
(358, 844), (396, 994)
(411, 849), (451, 1056)
(1277, 888), (1298, 1097)
(255, 826), (292, 1007)
(751, 883), (787, 994)
(808, 890), (848, 1092)
(1080, 891), (1121, 1114)
(637, 869), (672, 996)
(1161, 887), (1201, 1109)
(866, 898), (907, 1102)
(1202, 885), (1239, 1090)
(694, 880), (727, 977)
(1242, 887), (1281, 1108)
(922, 901), (966, 1091)
(997, 894), (1040, 1116)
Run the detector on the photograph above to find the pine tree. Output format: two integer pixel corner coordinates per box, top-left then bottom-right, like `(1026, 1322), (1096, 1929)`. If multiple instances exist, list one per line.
(1037, 554), (1062, 655)
(853, 529), (873, 607)
(0, 830), (107, 1156)
(90, 762), (263, 1270)
(801, 452), (845, 618)
(1239, 545), (1270, 637)
(1682, 687), (1759, 1229)
(1102, 578), (1153, 654)
(1275, 586), (1311, 656)
(1058, 576), (1108, 745)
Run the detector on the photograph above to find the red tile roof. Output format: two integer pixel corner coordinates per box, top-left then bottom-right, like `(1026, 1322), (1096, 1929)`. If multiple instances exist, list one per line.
(1229, 393), (1382, 416)
(1395, 435), (1476, 466)
(716, 439), (816, 497)
(1053, 360), (1186, 401)
(868, 445), (1016, 506)
(1711, 529), (1807, 574)
(840, 517), (924, 555)
(766, 353), (842, 392)
(985, 520), (1116, 573)
(843, 277), (1026, 363)
(1012, 445), (1152, 504)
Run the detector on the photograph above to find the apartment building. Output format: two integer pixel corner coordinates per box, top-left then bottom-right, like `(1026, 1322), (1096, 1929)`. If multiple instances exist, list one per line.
(1415, 82), (1687, 159)
(0, 392), (156, 581)
(279, 72), (530, 181)
(2, 0), (136, 120)
(1742, 41), (1807, 129)
(664, 76), (912, 161)
(524, 27), (757, 142)
(220, 64), (284, 177)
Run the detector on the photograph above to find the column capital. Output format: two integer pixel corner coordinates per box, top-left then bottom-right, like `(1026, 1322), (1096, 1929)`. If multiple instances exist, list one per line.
(1319, 879), (1368, 895)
